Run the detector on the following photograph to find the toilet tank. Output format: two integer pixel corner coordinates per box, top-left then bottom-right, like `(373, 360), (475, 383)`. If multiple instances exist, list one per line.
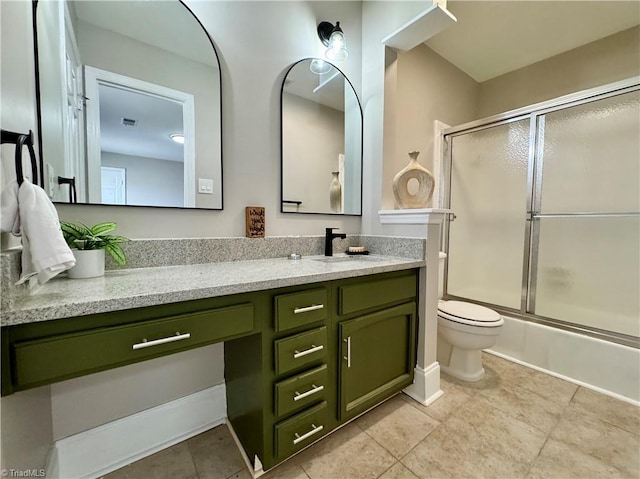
(438, 252), (447, 299)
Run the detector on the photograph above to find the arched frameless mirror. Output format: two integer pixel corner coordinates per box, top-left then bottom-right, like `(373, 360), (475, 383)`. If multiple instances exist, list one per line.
(281, 58), (362, 215)
(34, 0), (222, 209)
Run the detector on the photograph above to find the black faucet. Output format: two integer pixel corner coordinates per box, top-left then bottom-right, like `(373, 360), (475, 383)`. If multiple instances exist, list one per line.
(325, 227), (347, 256)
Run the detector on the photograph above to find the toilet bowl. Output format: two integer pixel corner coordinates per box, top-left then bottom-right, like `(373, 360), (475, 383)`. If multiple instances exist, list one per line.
(436, 253), (503, 381)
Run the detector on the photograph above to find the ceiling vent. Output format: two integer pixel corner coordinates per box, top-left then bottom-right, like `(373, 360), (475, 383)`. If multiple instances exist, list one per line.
(121, 117), (137, 127)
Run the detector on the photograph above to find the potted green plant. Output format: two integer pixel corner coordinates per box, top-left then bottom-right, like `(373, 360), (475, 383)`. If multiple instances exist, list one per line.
(60, 221), (129, 278)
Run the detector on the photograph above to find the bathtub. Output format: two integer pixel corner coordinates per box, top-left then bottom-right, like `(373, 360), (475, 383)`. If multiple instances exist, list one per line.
(487, 315), (640, 405)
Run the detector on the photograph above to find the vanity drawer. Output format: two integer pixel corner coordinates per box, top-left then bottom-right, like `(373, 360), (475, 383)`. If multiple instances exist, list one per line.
(274, 364), (328, 418)
(274, 326), (326, 376)
(274, 288), (328, 332)
(11, 303), (255, 389)
(339, 273), (416, 316)
(274, 401), (328, 459)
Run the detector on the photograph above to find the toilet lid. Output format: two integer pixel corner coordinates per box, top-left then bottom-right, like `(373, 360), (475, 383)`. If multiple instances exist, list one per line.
(438, 300), (502, 324)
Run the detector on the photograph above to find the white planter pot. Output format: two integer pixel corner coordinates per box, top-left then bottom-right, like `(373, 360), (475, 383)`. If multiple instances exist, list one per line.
(68, 249), (105, 279)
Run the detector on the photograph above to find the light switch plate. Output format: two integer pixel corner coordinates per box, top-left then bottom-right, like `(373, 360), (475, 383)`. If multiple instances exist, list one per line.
(198, 178), (214, 194)
(46, 163), (56, 199)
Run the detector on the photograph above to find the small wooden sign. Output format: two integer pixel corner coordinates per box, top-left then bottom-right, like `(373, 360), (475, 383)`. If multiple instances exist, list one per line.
(245, 206), (265, 238)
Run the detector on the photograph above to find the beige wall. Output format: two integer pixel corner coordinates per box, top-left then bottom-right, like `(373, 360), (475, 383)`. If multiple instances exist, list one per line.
(282, 93), (345, 213)
(478, 26), (640, 118)
(360, 1), (446, 236)
(381, 43), (479, 210)
(0, 386), (54, 473)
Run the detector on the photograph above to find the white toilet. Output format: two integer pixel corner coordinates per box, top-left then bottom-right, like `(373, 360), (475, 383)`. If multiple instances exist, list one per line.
(436, 252), (503, 381)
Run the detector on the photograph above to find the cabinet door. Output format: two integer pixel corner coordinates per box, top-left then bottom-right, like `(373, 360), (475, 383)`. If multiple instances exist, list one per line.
(339, 302), (416, 420)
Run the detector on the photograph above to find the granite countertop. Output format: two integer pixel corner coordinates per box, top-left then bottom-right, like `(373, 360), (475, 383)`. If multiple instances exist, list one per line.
(1, 254), (424, 327)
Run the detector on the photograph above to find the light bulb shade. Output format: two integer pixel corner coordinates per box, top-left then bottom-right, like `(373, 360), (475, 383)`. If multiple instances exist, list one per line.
(317, 21), (348, 61)
(170, 133), (185, 144)
(309, 58), (332, 75)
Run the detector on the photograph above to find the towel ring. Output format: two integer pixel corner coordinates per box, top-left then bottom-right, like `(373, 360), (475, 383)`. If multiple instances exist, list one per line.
(57, 176), (77, 203)
(1, 129), (39, 186)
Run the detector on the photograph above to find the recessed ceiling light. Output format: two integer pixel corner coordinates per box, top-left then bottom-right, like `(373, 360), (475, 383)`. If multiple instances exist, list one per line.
(170, 133), (184, 144)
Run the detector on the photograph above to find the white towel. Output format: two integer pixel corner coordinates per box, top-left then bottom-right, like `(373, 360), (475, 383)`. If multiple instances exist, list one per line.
(0, 180), (19, 234)
(3, 179), (75, 287)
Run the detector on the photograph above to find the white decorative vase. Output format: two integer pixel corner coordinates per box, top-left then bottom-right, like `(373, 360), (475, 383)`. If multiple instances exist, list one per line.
(329, 171), (342, 213)
(392, 151), (435, 209)
(67, 249), (105, 279)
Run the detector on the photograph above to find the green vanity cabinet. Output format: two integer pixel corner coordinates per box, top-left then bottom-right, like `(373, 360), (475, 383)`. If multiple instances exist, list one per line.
(1, 267), (419, 474)
(338, 303), (416, 421)
(224, 282), (336, 471)
(224, 268), (418, 472)
(1, 293), (262, 396)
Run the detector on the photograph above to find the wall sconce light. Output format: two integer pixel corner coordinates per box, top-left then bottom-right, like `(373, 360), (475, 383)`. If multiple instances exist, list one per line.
(309, 58), (332, 75)
(317, 21), (348, 61)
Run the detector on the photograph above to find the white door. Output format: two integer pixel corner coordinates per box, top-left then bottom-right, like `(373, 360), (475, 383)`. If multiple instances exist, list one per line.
(101, 167), (126, 205)
(63, 4), (86, 201)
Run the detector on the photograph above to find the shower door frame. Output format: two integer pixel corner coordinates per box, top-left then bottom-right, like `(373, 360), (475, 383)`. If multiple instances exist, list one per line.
(441, 76), (640, 349)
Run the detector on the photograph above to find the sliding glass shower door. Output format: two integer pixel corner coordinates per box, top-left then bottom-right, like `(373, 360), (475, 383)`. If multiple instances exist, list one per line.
(447, 118), (530, 310)
(532, 90), (640, 338)
(444, 80), (640, 345)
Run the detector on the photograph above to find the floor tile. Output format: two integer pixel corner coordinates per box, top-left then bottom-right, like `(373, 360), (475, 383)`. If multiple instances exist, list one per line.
(449, 399), (546, 477)
(482, 352), (530, 382)
(377, 462), (419, 479)
(101, 442), (198, 479)
(526, 438), (626, 478)
(402, 389), (549, 479)
(400, 422), (480, 479)
(550, 404), (640, 477)
(262, 460), (310, 479)
(515, 368), (578, 406)
(570, 387), (640, 436)
(225, 470), (253, 479)
(187, 425), (246, 479)
(477, 377), (566, 435)
(293, 422), (395, 479)
(99, 354), (640, 479)
(402, 377), (475, 423)
(356, 395), (440, 459)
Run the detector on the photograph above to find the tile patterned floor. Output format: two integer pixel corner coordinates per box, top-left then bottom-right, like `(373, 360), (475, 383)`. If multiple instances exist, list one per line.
(103, 353), (639, 479)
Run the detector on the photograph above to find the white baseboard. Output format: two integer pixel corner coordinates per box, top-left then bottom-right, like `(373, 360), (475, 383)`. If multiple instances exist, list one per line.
(227, 420), (264, 479)
(403, 362), (443, 406)
(47, 384), (227, 479)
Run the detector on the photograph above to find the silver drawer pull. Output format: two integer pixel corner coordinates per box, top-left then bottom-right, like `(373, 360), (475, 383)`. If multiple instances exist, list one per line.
(293, 384), (324, 401)
(132, 332), (191, 350)
(293, 424), (324, 445)
(293, 344), (324, 359)
(293, 304), (324, 314)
